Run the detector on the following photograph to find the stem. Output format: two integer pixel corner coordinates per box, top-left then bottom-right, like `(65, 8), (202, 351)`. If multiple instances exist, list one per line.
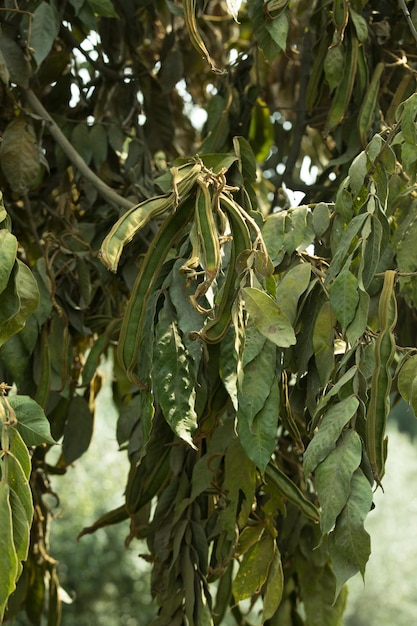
(24, 90), (134, 211)
(398, 0), (417, 45)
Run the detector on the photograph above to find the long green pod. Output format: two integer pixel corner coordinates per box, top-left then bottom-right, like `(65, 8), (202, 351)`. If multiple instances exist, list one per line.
(118, 196), (195, 384)
(190, 192), (251, 344)
(365, 270), (397, 482)
(265, 463), (320, 523)
(358, 62), (385, 147)
(100, 162), (201, 272)
(192, 179), (221, 302)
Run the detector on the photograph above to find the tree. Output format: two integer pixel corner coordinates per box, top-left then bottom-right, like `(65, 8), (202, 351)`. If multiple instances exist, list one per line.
(1, 0), (417, 623)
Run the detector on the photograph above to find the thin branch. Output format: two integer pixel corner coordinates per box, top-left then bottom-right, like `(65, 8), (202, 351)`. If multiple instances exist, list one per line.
(398, 0), (417, 45)
(24, 89), (133, 211)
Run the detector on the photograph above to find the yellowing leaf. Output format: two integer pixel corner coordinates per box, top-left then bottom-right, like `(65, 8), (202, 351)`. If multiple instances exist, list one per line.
(243, 287), (296, 348)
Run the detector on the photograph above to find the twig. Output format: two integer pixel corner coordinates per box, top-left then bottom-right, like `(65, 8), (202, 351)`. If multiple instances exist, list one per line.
(24, 90), (133, 211)
(398, 0), (417, 45)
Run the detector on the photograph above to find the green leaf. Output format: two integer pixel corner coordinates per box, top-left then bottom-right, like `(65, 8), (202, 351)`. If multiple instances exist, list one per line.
(313, 203), (331, 237)
(0, 260), (40, 347)
(361, 214), (382, 289)
(233, 136), (257, 183)
(87, 0), (118, 17)
(313, 301), (335, 387)
(238, 378), (280, 473)
(62, 395), (94, 464)
(328, 469), (372, 597)
(71, 124), (93, 166)
(298, 560), (348, 626)
(169, 260), (204, 372)
(265, 10), (289, 52)
(90, 124), (108, 170)
(315, 430), (362, 534)
(349, 8), (368, 43)
(326, 213), (368, 283)
(346, 288), (370, 345)
(263, 544), (284, 620)
(304, 395), (359, 476)
(243, 287), (296, 348)
(398, 354), (417, 417)
(238, 337), (276, 427)
(5, 452), (34, 524)
(0, 482), (19, 622)
(31, 2), (60, 66)
(329, 268), (359, 333)
(153, 298), (198, 447)
(248, 0), (282, 62)
(0, 230), (17, 294)
(262, 212), (286, 266)
(0, 34), (32, 88)
(232, 532), (274, 602)
(9, 428), (31, 480)
(220, 437), (256, 538)
(9, 488), (30, 562)
(324, 44), (345, 93)
(0, 116), (40, 194)
(276, 262), (311, 325)
(8, 396), (55, 446)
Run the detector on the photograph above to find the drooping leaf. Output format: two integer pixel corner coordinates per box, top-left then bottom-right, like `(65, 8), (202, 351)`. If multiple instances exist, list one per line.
(243, 287), (296, 348)
(238, 336), (276, 427)
(304, 395), (359, 477)
(0, 116), (40, 194)
(0, 260), (40, 347)
(0, 230), (17, 295)
(329, 268), (359, 333)
(276, 262), (311, 325)
(313, 301), (335, 387)
(263, 544), (284, 620)
(315, 429), (362, 534)
(238, 378), (280, 473)
(328, 469), (372, 597)
(232, 531), (274, 603)
(62, 395), (95, 464)
(8, 396), (56, 447)
(87, 0), (118, 18)
(0, 482), (19, 622)
(153, 297), (198, 447)
(398, 354), (417, 417)
(220, 437), (256, 538)
(31, 2), (60, 66)
(4, 452), (34, 524)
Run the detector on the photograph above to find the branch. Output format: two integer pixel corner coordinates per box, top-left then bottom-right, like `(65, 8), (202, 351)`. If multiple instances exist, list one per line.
(24, 89), (133, 211)
(398, 0), (417, 45)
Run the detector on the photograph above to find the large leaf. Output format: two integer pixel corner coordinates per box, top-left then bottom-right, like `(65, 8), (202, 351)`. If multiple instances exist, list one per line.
(328, 469), (372, 597)
(238, 379), (280, 473)
(220, 437), (256, 538)
(329, 268), (359, 333)
(0, 482), (19, 621)
(0, 117), (40, 194)
(62, 395), (95, 464)
(153, 298), (198, 447)
(303, 396), (359, 476)
(0, 231), (17, 294)
(238, 335), (276, 426)
(31, 2), (60, 66)
(243, 287), (296, 348)
(8, 396), (55, 446)
(398, 354), (417, 417)
(276, 262), (311, 325)
(0, 260), (40, 347)
(232, 531), (274, 603)
(315, 429), (362, 534)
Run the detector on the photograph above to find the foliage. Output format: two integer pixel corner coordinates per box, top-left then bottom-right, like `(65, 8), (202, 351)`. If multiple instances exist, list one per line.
(2, 0), (417, 624)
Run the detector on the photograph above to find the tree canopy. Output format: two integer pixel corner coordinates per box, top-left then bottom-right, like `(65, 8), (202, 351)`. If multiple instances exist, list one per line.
(1, 0), (417, 624)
